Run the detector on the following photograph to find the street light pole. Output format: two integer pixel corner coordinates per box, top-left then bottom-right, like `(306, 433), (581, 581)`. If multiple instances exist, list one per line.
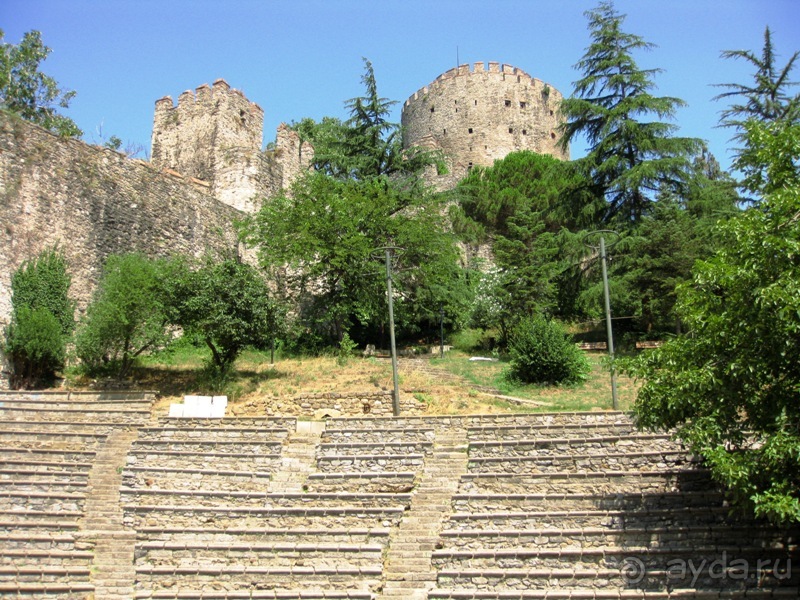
(384, 249), (401, 416)
(583, 230), (619, 411)
(599, 235), (619, 410)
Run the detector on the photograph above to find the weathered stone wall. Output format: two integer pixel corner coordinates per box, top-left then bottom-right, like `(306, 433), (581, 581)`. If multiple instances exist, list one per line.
(267, 391), (426, 418)
(402, 62), (568, 190)
(0, 111), (241, 329)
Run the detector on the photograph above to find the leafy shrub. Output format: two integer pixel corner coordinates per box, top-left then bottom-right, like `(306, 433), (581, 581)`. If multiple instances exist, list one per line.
(507, 316), (589, 385)
(451, 328), (496, 353)
(3, 248), (74, 388)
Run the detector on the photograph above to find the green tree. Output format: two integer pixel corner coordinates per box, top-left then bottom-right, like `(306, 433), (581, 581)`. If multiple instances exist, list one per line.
(714, 26), (800, 130)
(452, 151), (596, 333)
(559, 1), (702, 224)
(624, 119), (800, 525)
(3, 248), (74, 388)
(0, 29), (81, 137)
(167, 257), (281, 377)
(292, 58), (443, 184)
(242, 174), (465, 348)
(75, 253), (174, 379)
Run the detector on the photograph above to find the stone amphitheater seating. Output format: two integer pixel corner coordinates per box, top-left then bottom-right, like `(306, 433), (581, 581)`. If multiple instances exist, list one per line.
(0, 391), (796, 599)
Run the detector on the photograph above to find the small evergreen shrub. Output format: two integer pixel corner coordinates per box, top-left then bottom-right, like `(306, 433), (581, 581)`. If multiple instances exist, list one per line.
(507, 316), (589, 385)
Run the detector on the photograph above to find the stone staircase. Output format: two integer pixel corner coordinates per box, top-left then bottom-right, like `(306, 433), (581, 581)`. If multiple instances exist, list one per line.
(0, 392), (797, 599)
(0, 390), (153, 599)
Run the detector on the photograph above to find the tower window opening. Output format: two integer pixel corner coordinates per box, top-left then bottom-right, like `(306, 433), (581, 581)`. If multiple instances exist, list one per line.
(520, 101), (527, 109)
(504, 100), (511, 107)
(474, 100), (478, 105)
(468, 128), (473, 134)
(522, 129), (527, 135)
(443, 128), (447, 135)
(509, 128), (514, 134)
(551, 132), (556, 139)
(430, 106), (435, 113)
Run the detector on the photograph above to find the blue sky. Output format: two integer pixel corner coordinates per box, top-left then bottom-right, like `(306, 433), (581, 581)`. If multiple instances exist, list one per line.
(2, 0), (799, 173)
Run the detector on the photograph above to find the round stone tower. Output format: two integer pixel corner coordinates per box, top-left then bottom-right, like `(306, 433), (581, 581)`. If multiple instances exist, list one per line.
(401, 62), (568, 189)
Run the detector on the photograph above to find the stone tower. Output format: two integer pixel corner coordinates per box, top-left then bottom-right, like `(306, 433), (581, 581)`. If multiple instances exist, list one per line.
(401, 62), (568, 189)
(151, 79), (265, 213)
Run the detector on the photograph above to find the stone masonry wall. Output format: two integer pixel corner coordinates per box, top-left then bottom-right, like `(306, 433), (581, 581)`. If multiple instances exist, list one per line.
(402, 62), (568, 190)
(0, 111), (242, 329)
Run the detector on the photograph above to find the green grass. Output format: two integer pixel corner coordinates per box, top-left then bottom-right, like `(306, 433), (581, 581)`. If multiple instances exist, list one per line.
(430, 350), (637, 412)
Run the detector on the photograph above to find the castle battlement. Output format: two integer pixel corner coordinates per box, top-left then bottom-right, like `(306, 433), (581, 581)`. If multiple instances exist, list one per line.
(401, 62), (567, 190)
(154, 79), (264, 120)
(405, 62), (549, 108)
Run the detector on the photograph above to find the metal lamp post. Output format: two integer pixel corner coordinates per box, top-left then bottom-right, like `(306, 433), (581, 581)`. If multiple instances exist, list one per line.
(375, 247), (403, 417)
(583, 230), (619, 410)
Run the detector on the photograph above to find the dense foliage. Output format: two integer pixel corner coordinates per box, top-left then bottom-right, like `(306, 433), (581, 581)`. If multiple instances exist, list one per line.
(0, 29), (81, 137)
(165, 257), (282, 377)
(3, 249), (74, 388)
(625, 119), (800, 525)
(245, 59), (466, 349)
(75, 253), (174, 379)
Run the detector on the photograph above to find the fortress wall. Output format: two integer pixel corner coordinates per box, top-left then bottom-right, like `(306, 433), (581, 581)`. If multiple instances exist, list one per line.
(402, 62), (568, 189)
(0, 111), (242, 328)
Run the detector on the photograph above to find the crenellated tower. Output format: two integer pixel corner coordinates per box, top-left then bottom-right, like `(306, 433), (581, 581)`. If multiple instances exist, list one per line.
(401, 62), (568, 190)
(151, 79), (266, 213)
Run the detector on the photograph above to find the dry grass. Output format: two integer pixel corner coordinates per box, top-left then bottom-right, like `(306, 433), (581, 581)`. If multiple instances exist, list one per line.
(90, 345), (638, 417)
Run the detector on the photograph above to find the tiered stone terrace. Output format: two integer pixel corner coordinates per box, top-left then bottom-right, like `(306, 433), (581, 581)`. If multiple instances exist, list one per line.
(0, 391), (796, 599)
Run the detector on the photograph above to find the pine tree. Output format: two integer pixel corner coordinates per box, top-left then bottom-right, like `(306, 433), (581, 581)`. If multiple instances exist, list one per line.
(559, 1), (702, 224)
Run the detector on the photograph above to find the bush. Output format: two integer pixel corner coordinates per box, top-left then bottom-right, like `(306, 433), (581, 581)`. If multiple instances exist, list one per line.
(3, 248), (74, 388)
(507, 316), (589, 385)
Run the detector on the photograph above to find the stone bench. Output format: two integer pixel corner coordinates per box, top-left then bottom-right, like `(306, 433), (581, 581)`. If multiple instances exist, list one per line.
(0, 532), (81, 550)
(0, 429), (108, 449)
(0, 448), (95, 464)
(0, 407), (149, 424)
(0, 513), (81, 532)
(136, 525), (391, 546)
(134, 564), (381, 595)
(0, 564), (92, 583)
(135, 540), (384, 570)
(0, 490), (85, 513)
(445, 506), (756, 531)
(317, 441), (434, 456)
(126, 450), (283, 472)
(123, 504), (406, 531)
(315, 453), (426, 473)
(463, 412), (632, 428)
(137, 426), (290, 442)
(122, 467), (273, 492)
(131, 439), (284, 454)
(0, 547), (94, 567)
(427, 590), (800, 600)
(450, 491), (726, 513)
(304, 472), (417, 493)
(458, 469), (714, 495)
(467, 450), (695, 474)
(122, 489), (410, 509)
(0, 478), (88, 494)
(158, 416), (297, 429)
(468, 434), (681, 458)
(434, 546), (799, 590)
(467, 422), (641, 441)
(135, 591), (374, 600)
(438, 524), (797, 551)
(321, 427), (436, 444)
